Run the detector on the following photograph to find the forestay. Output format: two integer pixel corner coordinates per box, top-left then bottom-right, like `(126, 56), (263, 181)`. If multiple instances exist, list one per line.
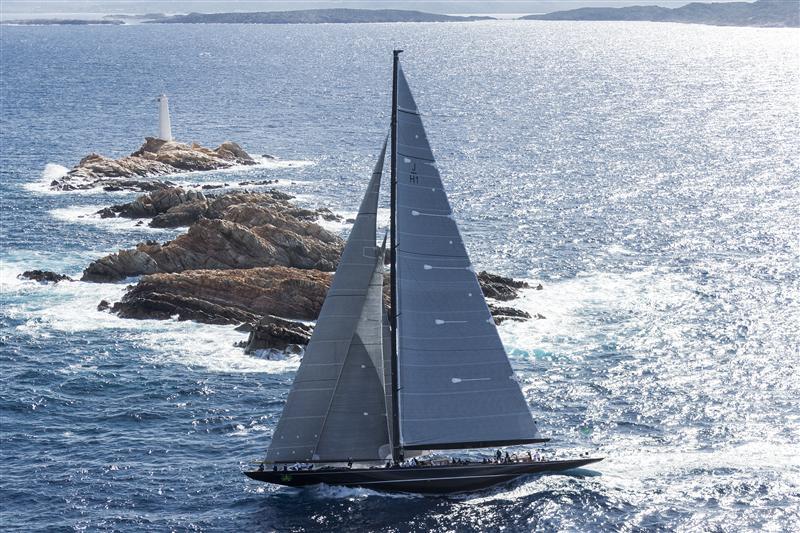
(266, 142), (390, 463)
(393, 62), (542, 450)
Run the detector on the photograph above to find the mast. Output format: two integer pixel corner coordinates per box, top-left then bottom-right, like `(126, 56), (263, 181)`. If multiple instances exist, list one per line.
(390, 49), (403, 463)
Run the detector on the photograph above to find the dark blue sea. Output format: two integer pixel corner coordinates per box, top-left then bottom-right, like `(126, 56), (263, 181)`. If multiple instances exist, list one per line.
(1, 20), (799, 531)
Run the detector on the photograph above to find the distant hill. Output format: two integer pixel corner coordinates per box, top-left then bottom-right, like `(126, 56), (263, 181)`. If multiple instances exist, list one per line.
(103, 13), (167, 21)
(2, 18), (124, 26)
(147, 9), (494, 24)
(520, 0), (799, 28)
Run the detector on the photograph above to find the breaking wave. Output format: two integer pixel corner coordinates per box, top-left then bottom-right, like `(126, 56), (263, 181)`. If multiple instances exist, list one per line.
(3, 258), (300, 374)
(23, 157), (315, 195)
(23, 163), (69, 194)
(49, 205), (183, 234)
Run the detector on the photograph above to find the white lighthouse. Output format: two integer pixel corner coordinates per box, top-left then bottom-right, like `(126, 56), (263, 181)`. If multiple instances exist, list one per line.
(157, 94), (173, 141)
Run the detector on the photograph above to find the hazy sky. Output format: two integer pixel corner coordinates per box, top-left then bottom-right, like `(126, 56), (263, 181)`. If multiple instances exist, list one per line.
(0, 0), (749, 18)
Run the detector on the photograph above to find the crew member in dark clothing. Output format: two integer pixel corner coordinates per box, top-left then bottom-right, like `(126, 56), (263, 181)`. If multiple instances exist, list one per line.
(505, 452), (511, 463)
(495, 449), (502, 463)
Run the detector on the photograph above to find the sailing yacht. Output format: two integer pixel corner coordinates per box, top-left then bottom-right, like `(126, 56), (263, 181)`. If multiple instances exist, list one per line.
(245, 52), (602, 494)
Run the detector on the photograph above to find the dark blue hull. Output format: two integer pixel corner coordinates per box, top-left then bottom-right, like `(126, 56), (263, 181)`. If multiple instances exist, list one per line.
(245, 458), (602, 494)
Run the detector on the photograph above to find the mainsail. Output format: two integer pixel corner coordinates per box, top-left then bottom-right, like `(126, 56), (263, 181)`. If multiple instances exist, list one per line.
(391, 59), (543, 451)
(265, 141), (390, 463)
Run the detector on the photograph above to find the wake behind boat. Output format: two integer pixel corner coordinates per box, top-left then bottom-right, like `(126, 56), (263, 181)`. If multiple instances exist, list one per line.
(244, 51), (602, 494)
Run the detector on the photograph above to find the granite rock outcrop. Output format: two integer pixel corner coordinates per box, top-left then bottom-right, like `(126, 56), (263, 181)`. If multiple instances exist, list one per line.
(51, 138), (257, 191)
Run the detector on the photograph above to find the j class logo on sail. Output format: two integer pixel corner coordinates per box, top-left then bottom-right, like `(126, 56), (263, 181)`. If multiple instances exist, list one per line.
(409, 161), (419, 184)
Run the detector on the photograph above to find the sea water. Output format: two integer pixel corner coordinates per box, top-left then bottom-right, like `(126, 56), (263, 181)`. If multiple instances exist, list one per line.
(1, 20), (798, 531)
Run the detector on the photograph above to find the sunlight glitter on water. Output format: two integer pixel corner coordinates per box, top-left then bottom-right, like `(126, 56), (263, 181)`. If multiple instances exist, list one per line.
(1, 19), (798, 531)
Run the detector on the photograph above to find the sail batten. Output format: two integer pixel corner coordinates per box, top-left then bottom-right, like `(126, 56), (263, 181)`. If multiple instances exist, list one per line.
(392, 62), (541, 452)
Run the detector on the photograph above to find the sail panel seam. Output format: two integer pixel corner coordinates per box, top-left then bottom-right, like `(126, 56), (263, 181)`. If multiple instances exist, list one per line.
(400, 411), (534, 422)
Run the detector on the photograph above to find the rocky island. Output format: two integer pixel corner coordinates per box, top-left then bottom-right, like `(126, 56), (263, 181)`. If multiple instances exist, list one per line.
(520, 0), (799, 28)
(1, 19), (125, 25)
(4, 9), (493, 26)
(50, 137), (258, 192)
(75, 187), (537, 356)
(145, 9), (494, 24)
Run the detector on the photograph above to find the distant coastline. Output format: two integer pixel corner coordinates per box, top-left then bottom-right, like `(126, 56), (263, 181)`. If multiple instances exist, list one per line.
(1, 9), (494, 26)
(144, 9), (494, 24)
(519, 0), (799, 28)
(2, 2), (797, 28)
(2, 18), (125, 26)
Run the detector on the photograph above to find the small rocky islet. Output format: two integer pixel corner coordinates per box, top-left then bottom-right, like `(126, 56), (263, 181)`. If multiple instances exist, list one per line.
(31, 140), (540, 356)
(49, 136), (264, 192)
